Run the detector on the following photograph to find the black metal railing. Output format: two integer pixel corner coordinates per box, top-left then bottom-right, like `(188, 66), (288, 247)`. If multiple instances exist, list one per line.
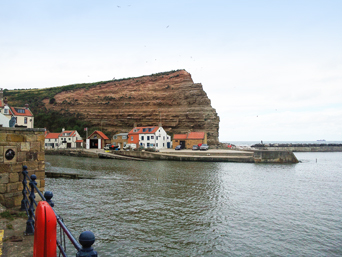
(20, 165), (97, 257)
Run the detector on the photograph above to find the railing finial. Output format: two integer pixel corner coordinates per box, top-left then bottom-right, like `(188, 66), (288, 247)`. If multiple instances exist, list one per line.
(44, 191), (54, 207)
(76, 231), (98, 257)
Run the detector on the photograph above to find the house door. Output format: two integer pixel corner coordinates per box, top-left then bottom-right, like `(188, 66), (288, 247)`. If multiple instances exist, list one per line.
(167, 142), (171, 148)
(180, 141), (186, 149)
(67, 143), (71, 148)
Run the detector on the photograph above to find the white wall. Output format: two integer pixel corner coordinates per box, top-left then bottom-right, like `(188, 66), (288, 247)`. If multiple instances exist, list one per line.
(0, 113), (9, 127)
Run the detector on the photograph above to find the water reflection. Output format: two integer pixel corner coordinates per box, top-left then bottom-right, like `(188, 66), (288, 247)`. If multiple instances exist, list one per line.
(46, 153), (342, 256)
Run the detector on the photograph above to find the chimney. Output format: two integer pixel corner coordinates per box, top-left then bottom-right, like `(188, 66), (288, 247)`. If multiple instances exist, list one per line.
(133, 122), (137, 128)
(62, 128), (65, 132)
(158, 122), (162, 128)
(25, 103), (29, 109)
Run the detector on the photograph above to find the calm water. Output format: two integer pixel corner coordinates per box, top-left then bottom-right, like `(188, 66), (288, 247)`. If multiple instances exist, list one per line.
(45, 152), (342, 256)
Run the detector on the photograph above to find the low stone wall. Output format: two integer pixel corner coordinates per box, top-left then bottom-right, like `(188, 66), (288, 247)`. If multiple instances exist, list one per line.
(115, 150), (255, 162)
(253, 150), (299, 163)
(45, 149), (98, 158)
(0, 128), (45, 208)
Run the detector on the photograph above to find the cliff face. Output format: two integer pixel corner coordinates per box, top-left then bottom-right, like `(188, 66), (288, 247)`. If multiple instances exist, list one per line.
(42, 70), (220, 144)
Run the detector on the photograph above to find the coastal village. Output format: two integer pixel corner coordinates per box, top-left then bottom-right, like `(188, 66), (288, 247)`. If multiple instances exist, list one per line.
(0, 89), (209, 151)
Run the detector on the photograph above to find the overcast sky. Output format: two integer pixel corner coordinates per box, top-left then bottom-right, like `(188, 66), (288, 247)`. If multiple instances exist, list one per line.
(1, 0), (341, 141)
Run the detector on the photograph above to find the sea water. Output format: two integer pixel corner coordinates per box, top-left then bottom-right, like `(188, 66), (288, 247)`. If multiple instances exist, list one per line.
(45, 150), (342, 256)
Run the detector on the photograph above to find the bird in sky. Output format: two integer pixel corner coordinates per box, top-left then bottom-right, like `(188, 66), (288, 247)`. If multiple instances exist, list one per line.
(166, 25), (169, 28)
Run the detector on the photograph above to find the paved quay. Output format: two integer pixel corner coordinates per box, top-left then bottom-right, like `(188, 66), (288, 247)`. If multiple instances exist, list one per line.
(0, 207), (34, 257)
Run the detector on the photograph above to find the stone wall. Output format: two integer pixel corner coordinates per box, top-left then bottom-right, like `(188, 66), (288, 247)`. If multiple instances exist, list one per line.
(253, 150), (299, 163)
(0, 128), (45, 208)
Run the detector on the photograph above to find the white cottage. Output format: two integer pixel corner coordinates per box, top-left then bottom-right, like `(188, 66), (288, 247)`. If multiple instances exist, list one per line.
(128, 126), (172, 150)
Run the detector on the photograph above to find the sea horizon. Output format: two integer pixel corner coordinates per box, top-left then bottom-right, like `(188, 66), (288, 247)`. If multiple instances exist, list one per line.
(221, 140), (342, 146)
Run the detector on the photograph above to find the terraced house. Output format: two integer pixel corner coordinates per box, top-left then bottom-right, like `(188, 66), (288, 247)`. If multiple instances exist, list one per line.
(45, 128), (83, 149)
(128, 126), (172, 150)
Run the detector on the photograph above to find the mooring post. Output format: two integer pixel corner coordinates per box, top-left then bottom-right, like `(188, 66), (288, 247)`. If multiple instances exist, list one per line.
(20, 165), (28, 211)
(76, 231), (98, 257)
(25, 174), (37, 235)
(44, 191), (54, 207)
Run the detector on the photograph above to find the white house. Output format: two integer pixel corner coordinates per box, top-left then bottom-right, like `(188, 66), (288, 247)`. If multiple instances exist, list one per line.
(45, 129), (83, 149)
(128, 126), (172, 150)
(45, 132), (60, 149)
(58, 129), (83, 149)
(0, 89), (34, 128)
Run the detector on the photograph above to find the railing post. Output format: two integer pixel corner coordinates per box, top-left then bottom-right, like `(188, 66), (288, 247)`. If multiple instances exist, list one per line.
(44, 191), (54, 207)
(76, 231), (98, 257)
(25, 174), (37, 235)
(20, 165), (28, 211)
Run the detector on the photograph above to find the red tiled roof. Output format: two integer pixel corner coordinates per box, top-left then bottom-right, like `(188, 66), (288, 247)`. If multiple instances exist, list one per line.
(128, 126), (159, 135)
(45, 133), (60, 139)
(9, 107), (33, 117)
(59, 131), (77, 137)
(88, 130), (109, 140)
(187, 132), (205, 140)
(173, 134), (187, 140)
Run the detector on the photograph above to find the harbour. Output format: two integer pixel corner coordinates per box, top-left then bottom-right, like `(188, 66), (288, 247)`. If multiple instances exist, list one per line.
(45, 151), (342, 256)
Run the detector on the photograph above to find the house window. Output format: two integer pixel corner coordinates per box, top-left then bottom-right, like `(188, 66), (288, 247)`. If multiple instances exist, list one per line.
(156, 136), (158, 140)
(122, 136), (127, 139)
(141, 136), (144, 140)
(131, 136), (133, 141)
(48, 139), (50, 142)
(147, 136), (150, 140)
(143, 128), (147, 132)
(133, 129), (139, 132)
(151, 136), (154, 139)
(15, 117), (17, 123)
(15, 108), (25, 113)
(163, 143), (165, 147)
(68, 138), (71, 141)
(4, 108), (8, 114)
(45, 143), (47, 146)
(113, 136), (117, 139)
(156, 143), (158, 147)
(55, 139), (57, 142)
(24, 117), (27, 124)
(147, 143), (150, 147)
(163, 136), (165, 140)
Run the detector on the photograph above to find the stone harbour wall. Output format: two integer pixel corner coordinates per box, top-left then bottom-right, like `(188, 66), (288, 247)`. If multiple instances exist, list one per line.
(0, 127), (45, 208)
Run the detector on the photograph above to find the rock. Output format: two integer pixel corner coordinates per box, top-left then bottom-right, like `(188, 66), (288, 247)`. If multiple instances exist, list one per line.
(43, 70), (220, 144)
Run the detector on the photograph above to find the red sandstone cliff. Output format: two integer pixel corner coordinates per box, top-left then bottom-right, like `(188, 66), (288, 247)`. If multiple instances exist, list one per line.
(42, 70), (220, 144)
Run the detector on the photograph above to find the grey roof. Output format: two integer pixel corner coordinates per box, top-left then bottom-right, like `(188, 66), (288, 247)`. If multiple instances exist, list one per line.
(114, 133), (128, 136)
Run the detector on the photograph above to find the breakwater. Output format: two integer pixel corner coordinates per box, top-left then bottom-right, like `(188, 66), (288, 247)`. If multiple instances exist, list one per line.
(251, 143), (342, 152)
(46, 148), (299, 163)
(112, 149), (299, 163)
